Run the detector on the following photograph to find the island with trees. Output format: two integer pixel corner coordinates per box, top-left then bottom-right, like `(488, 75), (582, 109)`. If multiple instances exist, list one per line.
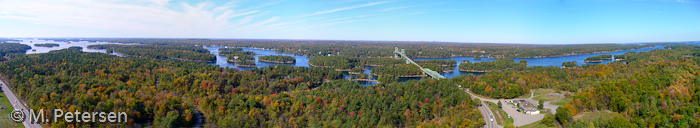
(562, 61), (578, 68)
(258, 55), (296, 63)
(235, 60), (256, 67)
(584, 56), (603, 63)
(87, 44), (215, 62)
(33, 43), (60, 47)
(459, 58), (527, 72)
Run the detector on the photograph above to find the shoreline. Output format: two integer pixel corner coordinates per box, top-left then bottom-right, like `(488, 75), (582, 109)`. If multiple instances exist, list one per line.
(259, 59), (295, 64)
(114, 51), (214, 62)
(369, 73), (427, 78)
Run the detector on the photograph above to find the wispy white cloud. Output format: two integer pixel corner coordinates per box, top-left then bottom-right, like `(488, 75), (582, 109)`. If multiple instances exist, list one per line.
(301, 1), (389, 17)
(383, 6), (411, 11)
(324, 15), (372, 22)
(0, 0), (273, 37)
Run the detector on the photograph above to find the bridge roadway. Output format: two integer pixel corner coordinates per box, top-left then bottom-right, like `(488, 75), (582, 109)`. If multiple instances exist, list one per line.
(394, 47), (446, 79)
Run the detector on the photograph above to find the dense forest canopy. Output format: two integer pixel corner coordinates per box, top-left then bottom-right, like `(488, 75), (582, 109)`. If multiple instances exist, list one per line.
(226, 54), (255, 62)
(218, 48), (254, 56)
(87, 44), (215, 62)
(585, 56), (602, 62)
(562, 61), (578, 68)
(0, 43), (31, 56)
(0, 43), (31, 61)
(258, 55), (296, 63)
(235, 60), (255, 67)
(0, 48), (483, 127)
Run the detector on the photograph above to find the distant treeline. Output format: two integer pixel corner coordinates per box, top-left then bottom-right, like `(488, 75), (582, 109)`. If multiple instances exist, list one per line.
(459, 59), (527, 72)
(259, 55), (295, 63)
(34, 43), (60, 47)
(59, 38), (660, 58)
(87, 44), (215, 62)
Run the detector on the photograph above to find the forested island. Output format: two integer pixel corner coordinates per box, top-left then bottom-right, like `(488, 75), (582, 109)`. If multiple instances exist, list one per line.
(33, 43), (60, 47)
(308, 56), (404, 70)
(258, 55), (296, 63)
(0, 48), (483, 127)
(218, 48), (255, 56)
(458, 58), (527, 72)
(459, 44), (700, 127)
(235, 60), (256, 67)
(584, 56), (602, 63)
(562, 61), (578, 68)
(87, 44), (215, 62)
(0, 43), (31, 61)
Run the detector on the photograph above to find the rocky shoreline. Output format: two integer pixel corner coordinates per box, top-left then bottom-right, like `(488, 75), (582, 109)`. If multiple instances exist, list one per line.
(227, 58), (255, 62)
(115, 51), (214, 62)
(458, 69), (489, 73)
(259, 59), (295, 64)
(236, 64), (256, 67)
(370, 73), (427, 78)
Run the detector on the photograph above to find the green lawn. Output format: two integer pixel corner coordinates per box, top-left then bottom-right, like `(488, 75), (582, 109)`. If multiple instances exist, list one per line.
(552, 98), (572, 106)
(532, 89), (556, 97)
(520, 121), (556, 128)
(485, 101), (513, 126)
(573, 111), (621, 122)
(533, 95), (561, 102)
(0, 92), (24, 128)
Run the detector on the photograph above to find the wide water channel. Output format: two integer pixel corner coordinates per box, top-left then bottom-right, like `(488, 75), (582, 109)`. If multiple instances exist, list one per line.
(10, 39), (668, 85)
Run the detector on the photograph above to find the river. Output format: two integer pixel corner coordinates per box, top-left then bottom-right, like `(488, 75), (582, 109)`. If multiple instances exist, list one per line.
(8, 39), (670, 85)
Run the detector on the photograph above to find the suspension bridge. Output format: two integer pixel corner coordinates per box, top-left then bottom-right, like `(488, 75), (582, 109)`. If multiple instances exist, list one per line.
(394, 47), (446, 79)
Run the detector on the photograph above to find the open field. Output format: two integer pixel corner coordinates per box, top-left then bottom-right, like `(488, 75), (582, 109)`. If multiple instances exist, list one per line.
(552, 98), (572, 106)
(533, 95), (561, 101)
(573, 111), (621, 122)
(0, 92), (24, 128)
(521, 121), (557, 128)
(532, 89), (556, 97)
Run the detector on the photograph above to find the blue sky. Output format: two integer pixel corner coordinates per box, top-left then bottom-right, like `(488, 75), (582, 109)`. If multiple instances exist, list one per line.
(0, 0), (698, 44)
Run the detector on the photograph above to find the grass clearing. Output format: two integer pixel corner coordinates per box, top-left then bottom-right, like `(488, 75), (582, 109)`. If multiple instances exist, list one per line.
(552, 98), (572, 106)
(485, 101), (513, 126)
(532, 95), (560, 101)
(0, 92), (24, 128)
(520, 121), (556, 128)
(532, 89), (556, 97)
(573, 111), (621, 122)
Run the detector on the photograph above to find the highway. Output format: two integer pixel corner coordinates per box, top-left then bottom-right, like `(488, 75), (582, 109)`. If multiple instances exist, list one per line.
(1, 79), (43, 128)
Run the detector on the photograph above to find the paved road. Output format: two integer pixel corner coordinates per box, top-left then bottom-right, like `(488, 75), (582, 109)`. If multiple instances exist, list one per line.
(466, 89), (544, 127)
(1, 80), (43, 128)
(477, 101), (502, 128)
(192, 109), (203, 128)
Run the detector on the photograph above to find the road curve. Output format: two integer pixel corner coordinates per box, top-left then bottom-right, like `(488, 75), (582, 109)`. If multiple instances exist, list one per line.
(1, 79), (43, 128)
